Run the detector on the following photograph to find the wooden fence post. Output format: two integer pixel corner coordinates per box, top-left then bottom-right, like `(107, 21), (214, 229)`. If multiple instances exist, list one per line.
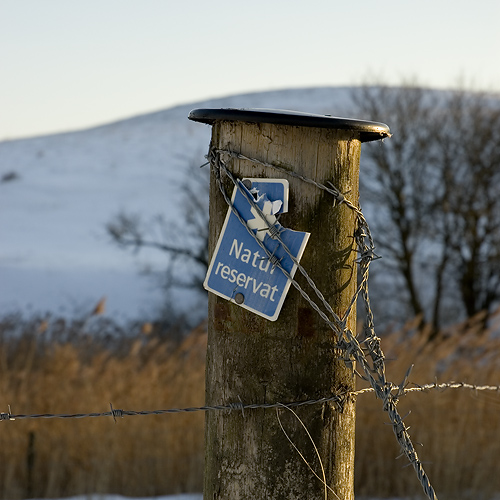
(189, 109), (389, 500)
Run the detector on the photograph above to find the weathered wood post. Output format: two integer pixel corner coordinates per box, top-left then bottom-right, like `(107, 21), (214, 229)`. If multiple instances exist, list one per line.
(189, 109), (389, 500)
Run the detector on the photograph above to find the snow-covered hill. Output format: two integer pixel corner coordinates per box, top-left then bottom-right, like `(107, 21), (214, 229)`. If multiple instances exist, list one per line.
(0, 87), (363, 320)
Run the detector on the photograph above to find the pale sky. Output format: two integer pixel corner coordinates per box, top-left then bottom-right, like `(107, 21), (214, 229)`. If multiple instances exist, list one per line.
(2, 0), (500, 140)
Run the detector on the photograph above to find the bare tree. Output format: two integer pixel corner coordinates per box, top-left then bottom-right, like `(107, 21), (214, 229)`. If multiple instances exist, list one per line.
(352, 85), (442, 326)
(352, 84), (500, 331)
(433, 90), (500, 321)
(106, 160), (209, 295)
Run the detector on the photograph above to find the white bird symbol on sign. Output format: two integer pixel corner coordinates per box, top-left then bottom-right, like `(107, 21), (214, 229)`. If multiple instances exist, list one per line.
(246, 198), (282, 241)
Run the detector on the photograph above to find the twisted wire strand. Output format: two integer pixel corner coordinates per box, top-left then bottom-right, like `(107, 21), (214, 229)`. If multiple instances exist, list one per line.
(210, 148), (438, 499)
(209, 149), (346, 335)
(2, 382), (498, 421)
(0, 394), (346, 421)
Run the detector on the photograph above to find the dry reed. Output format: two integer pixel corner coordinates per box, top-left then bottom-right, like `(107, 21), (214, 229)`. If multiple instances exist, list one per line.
(355, 311), (500, 500)
(0, 309), (499, 499)
(0, 315), (206, 499)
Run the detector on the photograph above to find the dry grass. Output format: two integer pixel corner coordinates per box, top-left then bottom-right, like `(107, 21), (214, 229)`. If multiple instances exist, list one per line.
(0, 315), (206, 499)
(355, 311), (500, 500)
(0, 309), (499, 499)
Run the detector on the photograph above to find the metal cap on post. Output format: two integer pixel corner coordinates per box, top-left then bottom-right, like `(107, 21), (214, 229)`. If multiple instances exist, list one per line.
(189, 108), (390, 142)
(189, 108), (389, 500)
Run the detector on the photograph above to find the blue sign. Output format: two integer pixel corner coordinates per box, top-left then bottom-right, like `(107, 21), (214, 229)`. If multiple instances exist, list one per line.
(204, 178), (309, 321)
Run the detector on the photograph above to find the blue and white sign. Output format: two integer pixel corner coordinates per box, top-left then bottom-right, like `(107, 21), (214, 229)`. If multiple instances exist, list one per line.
(204, 178), (310, 321)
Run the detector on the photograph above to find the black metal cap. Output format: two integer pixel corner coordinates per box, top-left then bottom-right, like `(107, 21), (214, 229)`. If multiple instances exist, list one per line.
(188, 108), (390, 143)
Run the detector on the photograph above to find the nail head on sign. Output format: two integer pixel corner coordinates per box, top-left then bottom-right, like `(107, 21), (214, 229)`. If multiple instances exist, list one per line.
(234, 293), (245, 304)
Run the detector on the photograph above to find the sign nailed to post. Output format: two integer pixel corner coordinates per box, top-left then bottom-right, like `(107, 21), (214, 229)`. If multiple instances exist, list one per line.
(204, 178), (309, 321)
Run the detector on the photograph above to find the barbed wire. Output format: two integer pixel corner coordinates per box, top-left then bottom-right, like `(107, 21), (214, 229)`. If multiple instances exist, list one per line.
(2, 381), (498, 422)
(208, 148), (438, 498)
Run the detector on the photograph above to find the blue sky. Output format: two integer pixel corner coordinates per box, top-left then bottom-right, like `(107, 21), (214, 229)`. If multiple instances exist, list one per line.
(2, 0), (500, 139)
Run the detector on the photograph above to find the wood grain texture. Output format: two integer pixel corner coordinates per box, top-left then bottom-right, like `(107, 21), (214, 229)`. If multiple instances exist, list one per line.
(204, 120), (361, 500)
